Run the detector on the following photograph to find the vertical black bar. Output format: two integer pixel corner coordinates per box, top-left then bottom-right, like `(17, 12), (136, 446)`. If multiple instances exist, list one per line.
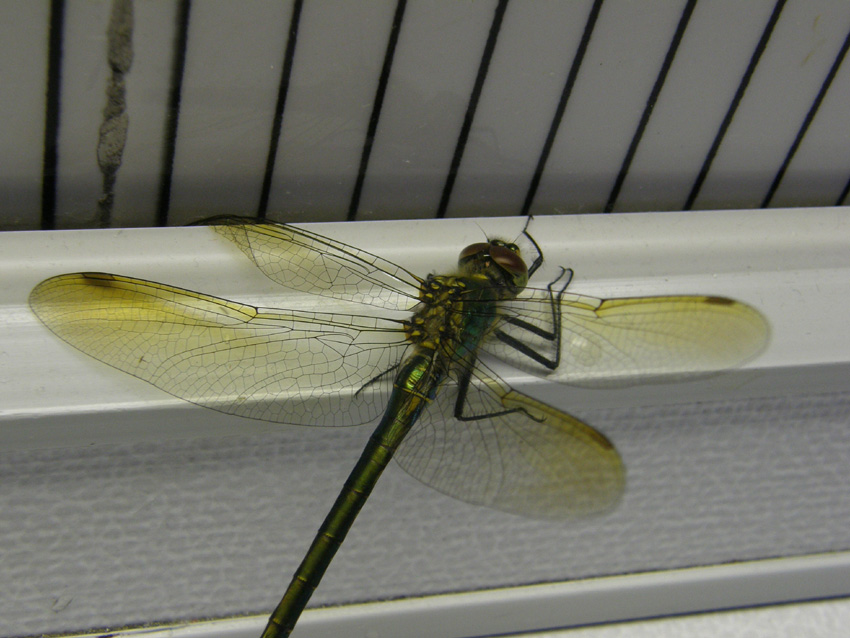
(347, 0), (408, 222)
(762, 25), (850, 208)
(603, 0), (696, 213)
(435, 0), (509, 218)
(683, 0), (786, 210)
(837, 175), (850, 206)
(41, 0), (66, 230)
(155, 0), (191, 227)
(520, 0), (603, 216)
(257, 0), (303, 220)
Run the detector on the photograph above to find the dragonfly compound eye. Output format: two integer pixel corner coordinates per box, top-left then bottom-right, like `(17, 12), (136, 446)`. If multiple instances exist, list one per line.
(458, 242), (492, 266)
(489, 243), (528, 287)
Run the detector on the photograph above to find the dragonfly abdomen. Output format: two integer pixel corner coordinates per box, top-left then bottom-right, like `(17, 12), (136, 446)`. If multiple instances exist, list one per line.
(261, 352), (441, 638)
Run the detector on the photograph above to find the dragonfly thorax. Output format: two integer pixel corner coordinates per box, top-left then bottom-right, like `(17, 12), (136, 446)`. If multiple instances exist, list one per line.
(403, 266), (514, 370)
(404, 275), (468, 354)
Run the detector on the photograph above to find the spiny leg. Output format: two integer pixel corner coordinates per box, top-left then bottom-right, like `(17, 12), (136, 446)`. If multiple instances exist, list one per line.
(354, 362), (401, 398)
(451, 364), (543, 424)
(494, 267), (572, 369)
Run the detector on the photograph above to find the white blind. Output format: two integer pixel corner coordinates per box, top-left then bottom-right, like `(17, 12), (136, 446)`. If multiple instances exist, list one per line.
(2, 0), (850, 230)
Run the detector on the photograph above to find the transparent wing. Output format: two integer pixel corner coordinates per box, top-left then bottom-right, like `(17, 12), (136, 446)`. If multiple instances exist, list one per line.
(486, 289), (769, 386)
(29, 273), (406, 426)
(209, 218), (422, 310)
(394, 363), (625, 520)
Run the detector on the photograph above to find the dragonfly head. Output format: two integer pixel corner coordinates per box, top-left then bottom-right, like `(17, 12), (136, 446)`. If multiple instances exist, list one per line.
(458, 240), (529, 296)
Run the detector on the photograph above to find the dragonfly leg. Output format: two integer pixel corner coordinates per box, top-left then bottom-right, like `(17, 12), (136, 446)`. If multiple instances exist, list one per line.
(520, 219), (545, 278)
(354, 363), (401, 398)
(493, 330), (557, 370)
(451, 366), (543, 423)
(493, 267), (572, 369)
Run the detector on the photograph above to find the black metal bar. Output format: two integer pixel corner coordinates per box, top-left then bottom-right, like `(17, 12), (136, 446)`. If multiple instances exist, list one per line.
(257, 0), (303, 220)
(347, 0), (408, 221)
(40, 0), (66, 230)
(435, 0), (509, 218)
(604, 0), (696, 213)
(155, 0), (191, 226)
(683, 0), (786, 210)
(762, 24), (850, 208)
(520, 0), (603, 216)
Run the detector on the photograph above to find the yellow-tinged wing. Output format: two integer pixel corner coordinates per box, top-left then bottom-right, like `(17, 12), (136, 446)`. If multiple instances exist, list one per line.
(395, 366), (625, 520)
(210, 219), (421, 310)
(209, 219), (769, 387)
(29, 272), (408, 426)
(490, 291), (769, 386)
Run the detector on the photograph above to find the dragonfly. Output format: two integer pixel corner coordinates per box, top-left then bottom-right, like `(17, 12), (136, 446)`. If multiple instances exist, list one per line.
(29, 217), (768, 637)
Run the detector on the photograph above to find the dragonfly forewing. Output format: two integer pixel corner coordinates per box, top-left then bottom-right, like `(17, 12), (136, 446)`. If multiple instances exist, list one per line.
(211, 219), (422, 310)
(29, 272), (408, 427)
(488, 290), (769, 387)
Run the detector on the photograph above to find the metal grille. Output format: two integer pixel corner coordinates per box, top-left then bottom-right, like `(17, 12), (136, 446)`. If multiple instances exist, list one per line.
(3, 1), (850, 227)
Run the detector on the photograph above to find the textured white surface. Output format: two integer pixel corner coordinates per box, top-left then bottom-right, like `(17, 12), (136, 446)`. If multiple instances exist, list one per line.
(1, 211), (849, 637)
(46, 556), (850, 638)
(526, 597), (850, 638)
